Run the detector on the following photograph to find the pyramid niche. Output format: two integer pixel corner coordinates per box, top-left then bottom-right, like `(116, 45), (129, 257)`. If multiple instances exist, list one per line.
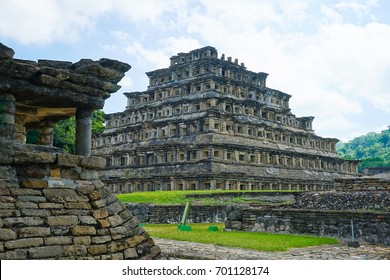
(92, 46), (359, 193)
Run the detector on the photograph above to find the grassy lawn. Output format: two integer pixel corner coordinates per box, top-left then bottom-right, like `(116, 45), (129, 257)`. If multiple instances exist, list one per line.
(117, 190), (295, 205)
(144, 223), (339, 252)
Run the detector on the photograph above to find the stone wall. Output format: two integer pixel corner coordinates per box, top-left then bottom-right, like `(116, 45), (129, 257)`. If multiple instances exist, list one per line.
(225, 207), (390, 245)
(126, 203), (228, 224)
(0, 146), (160, 259)
(225, 190), (390, 246)
(292, 191), (390, 211)
(335, 177), (390, 191)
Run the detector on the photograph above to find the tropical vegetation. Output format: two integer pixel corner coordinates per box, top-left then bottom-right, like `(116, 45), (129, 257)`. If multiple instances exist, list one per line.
(337, 127), (390, 172)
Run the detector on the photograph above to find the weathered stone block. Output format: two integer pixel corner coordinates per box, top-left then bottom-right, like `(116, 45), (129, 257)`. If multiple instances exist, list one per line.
(127, 235), (146, 248)
(60, 168), (80, 179)
(38, 202), (63, 209)
(20, 209), (50, 217)
(88, 190), (102, 201)
(73, 236), (91, 245)
(63, 245), (88, 257)
(17, 201), (38, 209)
(47, 179), (77, 189)
(107, 214), (123, 227)
(0, 43), (15, 59)
(0, 249), (27, 260)
(0, 203), (15, 209)
(47, 215), (78, 226)
(96, 228), (109, 236)
(49, 168), (61, 178)
(71, 225), (97, 236)
(109, 226), (127, 236)
(101, 253), (124, 260)
(18, 195), (46, 202)
(106, 201), (126, 215)
(79, 215), (97, 225)
(80, 170), (99, 180)
(5, 238), (43, 249)
(18, 227), (51, 238)
(0, 188), (10, 196)
(10, 188), (41, 196)
(0, 196), (15, 203)
(149, 245), (161, 258)
(3, 217), (44, 227)
(44, 236), (72, 245)
(91, 235), (112, 244)
(92, 180), (105, 189)
(107, 240), (129, 253)
(22, 179), (48, 189)
(88, 244), (108, 255)
(43, 189), (88, 202)
(0, 209), (21, 218)
(80, 156), (106, 169)
(91, 199), (106, 208)
(76, 182), (95, 195)
(97, 219), (110, 228)
(124, 247), (138, 259)
(13, 152), (56, 164)
(118, 209), (133, 221)
(122, 216), (140, 230)
(92, 209), (109, 219)
(104, 193), (117, 204)
(56, 153), (79, 167)
(28, 245), (64, 259)
(0, 228), (17, 241)
(26, 166), (48, 178)
(64, 202), (91, 210)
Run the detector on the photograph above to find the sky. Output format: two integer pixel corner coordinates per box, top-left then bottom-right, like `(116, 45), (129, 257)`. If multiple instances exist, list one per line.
(1, 0), (390, 142)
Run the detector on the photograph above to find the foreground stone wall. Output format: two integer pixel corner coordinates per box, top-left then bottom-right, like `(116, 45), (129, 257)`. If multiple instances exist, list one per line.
(225, 207), (390, 245)
(0, 147), (160, 260)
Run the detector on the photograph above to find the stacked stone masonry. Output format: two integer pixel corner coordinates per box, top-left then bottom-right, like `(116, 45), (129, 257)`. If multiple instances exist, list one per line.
(0, 43), (159, 259)
(92, 46), (359, 193)
(224, 190), (390, 246)
(0, 152), (159, 259)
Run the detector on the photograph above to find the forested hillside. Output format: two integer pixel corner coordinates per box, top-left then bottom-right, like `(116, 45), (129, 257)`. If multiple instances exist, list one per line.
(337, 127), (390, 172)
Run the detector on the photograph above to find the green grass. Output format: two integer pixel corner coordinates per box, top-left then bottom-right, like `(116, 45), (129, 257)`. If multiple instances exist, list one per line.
(117, 190), (295, 205)
(144, 223), (339, 252)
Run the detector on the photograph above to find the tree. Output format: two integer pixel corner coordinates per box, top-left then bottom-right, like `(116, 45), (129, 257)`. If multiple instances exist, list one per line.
(27, 110), (106, 154)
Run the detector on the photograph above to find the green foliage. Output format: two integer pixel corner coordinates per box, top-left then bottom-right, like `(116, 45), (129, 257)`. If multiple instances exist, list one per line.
(144, 223), (339, 252)
(91, 110), (105, 134)
(27, 110), (106, 154)
(117, 190), (297, 205)
(337, 127), (390, 172)
(26, 129), (38, 144)
(53, 116), (76, 154)
(53, 110), (105, 153)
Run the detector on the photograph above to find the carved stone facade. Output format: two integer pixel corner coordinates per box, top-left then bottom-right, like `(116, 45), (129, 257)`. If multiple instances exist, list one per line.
(92, 46), (359, 193)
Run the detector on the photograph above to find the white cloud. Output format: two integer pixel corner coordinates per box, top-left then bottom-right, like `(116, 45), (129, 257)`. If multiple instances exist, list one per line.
(0, 0), (111, 44)
(1, 0), (389, 140)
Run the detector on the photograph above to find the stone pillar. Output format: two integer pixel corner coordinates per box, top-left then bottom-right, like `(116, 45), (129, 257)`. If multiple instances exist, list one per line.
(76, 108), (93, 156)
(0, 94), (15, 140)
(39, 120), (54, 146)
(14, 115), (26, 142)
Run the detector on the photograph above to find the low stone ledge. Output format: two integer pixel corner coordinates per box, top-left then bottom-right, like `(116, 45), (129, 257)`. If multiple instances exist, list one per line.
(56, 153), (79, 167)
(80, 156), (106, 169)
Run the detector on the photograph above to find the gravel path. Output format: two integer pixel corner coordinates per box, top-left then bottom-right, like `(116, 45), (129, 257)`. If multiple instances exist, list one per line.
(155, 238), (390, 260)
